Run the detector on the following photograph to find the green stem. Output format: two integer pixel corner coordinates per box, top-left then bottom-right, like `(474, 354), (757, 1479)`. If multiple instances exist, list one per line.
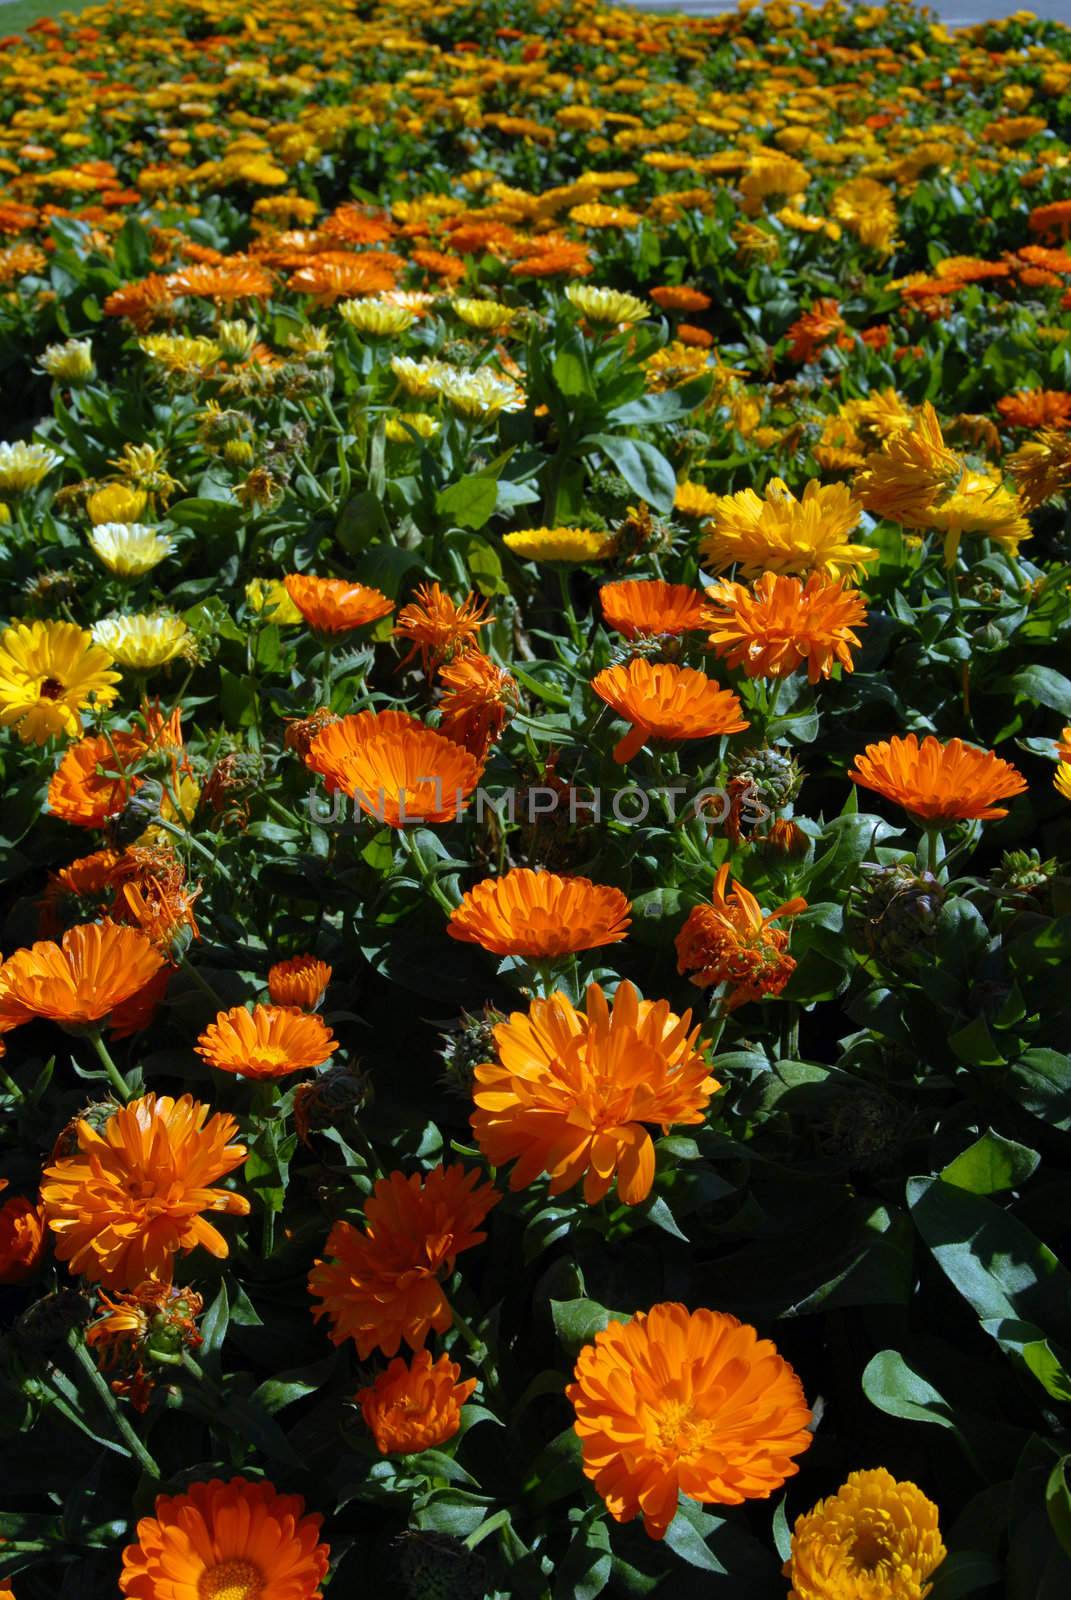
(320, 637), (335, 706)
(153, 811), (236, 886)
(72, 1339), (160, 1478)
(178, 954), (226, 1011)
(450, 1302), (502, 1400)
(0, 1063), (24, 1101)
(921, 826), (944, 878)
(396, 828), (457, 916)
(556, 566), (583, 652)
(89, 1028), (130, 1102)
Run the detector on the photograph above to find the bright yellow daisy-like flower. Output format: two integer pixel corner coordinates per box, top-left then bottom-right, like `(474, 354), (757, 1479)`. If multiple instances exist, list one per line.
(0, 620), (119, 744)
(739, 152), (810, 214)
(0, 440), (62, 496)
(88, 523), (174, 579)
(138, 335), (221, 373)
(565, 283), (649, 325)
(452, 298), (518, 332)
(390, 355), (453, 397)
(785, 1467), (946, 1600)
(699, 478), (876, 580)
(92, 613), (191, 671)
(40, 338), (95, 386)
(338, 297), (416, 335)
(925, 471), (1031, 568)
(87, 483), (148, 525)
(831, 177), (898, 255)
(245, 578), (303, 624)
(504, 526), (618, 563)
(384, 412), (441, 443)
(674, 480), (722, 518)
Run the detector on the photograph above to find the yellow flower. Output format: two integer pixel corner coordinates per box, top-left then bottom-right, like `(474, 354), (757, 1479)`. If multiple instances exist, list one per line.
(339, 298), (416, 335)
(436, 368), (526, 419)
(786, 1467), (946, 1600)
(244, 578), (303, 624)
(565, 283), (649, 325)
(569, 202), (642, 227)
(1056, 762), (1071, 802)
(215, 320), (257, 360)
(87, 483), (148, 525)
(92, 614), (190, 671)
(740, 153), (810, 214)
(853, 403), (963, 527)
(88, 524), (174, 579)
(0, 620), (119, 744)
(453, 298), (517, 332)
(831, 177), (898, 254)
(504, 526), (618, 563)
(675, 481), (722, 518)
(384, 412), (441, 443)
(0, 441), (62, 496)
(699, 479), (876, 580)
(139, 335), (221, 373)
(926, 471), (1031, 567)
(390, 355), (452, 397)
(40, 338), (95, 386)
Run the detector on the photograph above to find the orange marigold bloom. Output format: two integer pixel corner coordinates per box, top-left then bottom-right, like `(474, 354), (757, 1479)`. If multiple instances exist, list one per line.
(394, 582), (494, 675)
(448, 867), (631, 958)
(268, 955), (332, 1009)
(675, 865), (807, 1008)
(996, 389), (1071, 431)
(591, 658), (749, 764)
(702, 572), (868, 682)
(357, 1349), (477, 1455)
(599, 579), (706, 639)
(119, 1477), (328, 1600)
(283, 575), (394, 634)
(848, 734), (1027, 824)
(0, 1181), (46, 1283)
(567, 1303), (812, 1540)
(304, 709), (483, 827)
(288, 257), (397, 303)
(102, 274), (173, 329)
(785, 1466), (946, 1600)
(48, 729), (145, 827)
(677, 323), (714, 348)
(322, 205), (395, 246)
(0, 922), (165, 1032)
(166, 260), (274, 303)
(1029, 199), (1071, 243)
(308, 1165), (499, 1358)
(649, 285), (712, 312)
(41, 1093), (249, 1289)
(786, 298), (845, 363)
(437, 650), (518, 757)
(472, 981), (718, 1206)
(196, 1004), (336, 1080)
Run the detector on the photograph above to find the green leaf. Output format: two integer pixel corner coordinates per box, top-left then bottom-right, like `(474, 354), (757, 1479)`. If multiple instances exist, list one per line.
(1046, 1457), (1071, 1562)
(1005, 666), (1071, 717)
(436, 474), (498, 530)
(607, 376), (711, 425)
(941, 1131), (1040, 1195)
(586, 434), (677, 513)
(663, 1501), (727, 1573)
(251, 1351), (339, 1414)
(199, 1281), (229, 1377)
(929, 1551), (1003, 1599)
(862, 1350), (960, 1432)
(550, 1298), (629, 1355)
(168, 496), (243, 535)
(1010, 1050), (1071, 1131)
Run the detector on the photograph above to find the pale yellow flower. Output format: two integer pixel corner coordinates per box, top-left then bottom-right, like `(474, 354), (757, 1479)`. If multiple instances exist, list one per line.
(245, 578), (303, 624)
(339, 298), (416, 335)
(565, 283), (649, 326)
(88, 523), (174, 579)
(0, 441), (62, 495)
(92, 613), (190, 671)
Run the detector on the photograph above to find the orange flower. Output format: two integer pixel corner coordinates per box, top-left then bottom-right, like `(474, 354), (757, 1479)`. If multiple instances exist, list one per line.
(1029, 199), (1071, 243)
(702, 572), (868, 682)
(0, 1181), (46, 1283)
(472, 981), (718, 1205)
(437, 650), (518, 757)
(120, 1477), (328, 1600)
(268, 955), (332, 1009)
(567, 1302), (812, 1539)
(0, 923), (164, 1033)
(996, 389), (1071, 431)
(103, 274), (173, 328)
(786, 298), (845, 363)
(394, 582), (494, 675)
(675, 865), (807, 1007)
(678, 324), (714, 348)
(40, 1093), (249, 1288)
(447, 868), (631, 958)
(48, 729), (145, 828)
(166, 260), (274, 303)
(196, 1004), (336, 1080)
(599, 579), (706, 639)
(849, 734), (1027, 824)
(39, 848), (123, 935)
(649, 285), (712, 313)
(304, 709), (484, 827)
(356, 1349), (477, 1455)
(591, 658), (749, 764)
(283, 575), (394, 634)
(288, 256), (397, 302)
(308, 1164), (499, 1357)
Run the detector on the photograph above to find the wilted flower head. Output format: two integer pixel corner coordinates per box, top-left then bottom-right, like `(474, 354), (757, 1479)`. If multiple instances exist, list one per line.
(676, 865), (806, 1007)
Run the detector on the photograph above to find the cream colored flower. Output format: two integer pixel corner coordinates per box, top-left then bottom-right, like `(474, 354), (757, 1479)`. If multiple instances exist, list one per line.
(92, 613), (190, 671)
(88, 523), (174, 579)
(339, 298), (416, 335)
(0, 441), (62, 495)
(565, 283), (649, 325)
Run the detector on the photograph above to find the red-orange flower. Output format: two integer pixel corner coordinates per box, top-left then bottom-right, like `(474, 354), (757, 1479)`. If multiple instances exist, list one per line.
(448, 868), (631, 958)
(304, 709), (483, 827)
(103, 274), (173, 328)
(394, 582), (494, 675)
(120, 1477), (328, 1600)
(849, 734), (1027, 824)
(599, 579), (706, 639)
(40, 1093), (249, 1288)
(472, 981), (718, 1205)
(268, 955), (332, 1009)
(283, 575), (394, 634)
(48, 729), (145, 827)
(649, 285), (712, 312)
(356, 1350), (477, 1455)
(996, 389), (1071, 431)
(786, 298), (845, 363)
(288, 257), (397, 302)
(675, 865), (807, 1007)
(591, 658), (749, 764)
(0, 1180), (46, 1283)
(196, 1004), (336, 1080)
(567, 1302), (812, 1539)
(0, 922), (165, 1032)
(437, 650), (518, 757)
(702, 572), (867, 682)
(308, 1165), (499, 1357)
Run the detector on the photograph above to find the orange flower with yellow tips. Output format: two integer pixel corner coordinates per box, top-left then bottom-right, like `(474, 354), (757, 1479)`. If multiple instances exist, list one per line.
(196, 1003), (336, 1080)
(591, 658), (748, 764)
(283, 575), (394, 634)
(40, 1093), (249, 1288)
(308, 1165), (499, 1358)
(447, 867), (631, 958)
(703, 572), (867, 682)
(0, 922), (165, 1033)
(567, 1303), (812, 1540)
(599, 579), (706, 639)
(356, 1350), (477, 1455)
(676, 865), (807, 1007)
(119, 1477), (329, 1600)
(785, 1467), (946, 1600)
(394, 582), (494, 675)
(304, 708), (484, 827)
(472, 981), (718, 1206)
(268, 954), (332, 1010)
(849, 734), (1027, 825)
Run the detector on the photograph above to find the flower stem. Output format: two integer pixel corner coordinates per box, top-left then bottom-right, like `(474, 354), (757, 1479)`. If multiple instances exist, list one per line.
(556, 566), (583, 652)
(396, 827), (457, 917)
(89, 1028), (130, 1102)
(451, 1302), (502, 1401)
(72, 1338), (160, 1478)
(178, 954), (226, 1011)
(0, 1063), (24, 1101)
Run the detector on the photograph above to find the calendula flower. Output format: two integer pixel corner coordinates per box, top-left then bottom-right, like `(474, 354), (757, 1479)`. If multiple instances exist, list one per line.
(0, 619), (119, 744)
(88, 523), (174, 578)
(304, 709), (483, 827)
(119, 1477), (328, 1600)
(48, 729), (146, 828)
(786, 1468), (946, 1600)
(0, 1182), (46, 1284)
(565, 283), (649, 325)
(650, 285), (712, 313)
(852, 403), (961, 526)
(391, 355), (453, 397)
(166, 260), (274, 303)
(196, 1004), (336, 1080)
(435, 368), (526, 420)
(87, 483), (148, 525)
(308, 1165), (499, 1357)
(0, 923), (164, 1033)
(40, 337), (95, 386)
(452, 298), (517, 331)
(1008, 428), (1071, 509)
(831, 177), (898, 254)
(591, 658), (748, 764)
(674, 481), (722, 518)
(1056, 762), (1071, 801)
(849, 734), (1027, 824)
(504, 526), (618, 563)
(245, 578), (303, 624)
(996, 390), (1071, 431)
(268, 955), (332, 1010)
(92, 613), (190, 671)
(338, 296), (416, 335)
(0, 440), (62, 495)
(785, 299), (846, 364)
(703, 573), (867, 682)
(87, 1279), (204, 1412)
(437, 650), (518, 757)
(675, 865), (807, 1007)
(394, 582), (494, 674)
(283, 575), (394, 634)
(699, 478), (875, 581)
(139, 334), (221, 374)
(384, 412), (441, 443)
(740, 153), (810, 213)
(357, 1350), (477, 1455)
(447, 868), (631, 958)
(600, 579), (706, 638)
(567, 1303), (812, 1540)
(41, 1093), (249, 1288)
(472, 981), (718, 1206)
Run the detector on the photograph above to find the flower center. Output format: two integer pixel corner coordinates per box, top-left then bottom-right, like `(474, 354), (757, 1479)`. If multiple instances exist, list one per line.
(849, 1527), (890, 1574)
(40, 677), (64, 700)
(198, 1559), (264, 1600)
(651, 1398), (713, 1459)
(249, 1044), (290, 1071)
